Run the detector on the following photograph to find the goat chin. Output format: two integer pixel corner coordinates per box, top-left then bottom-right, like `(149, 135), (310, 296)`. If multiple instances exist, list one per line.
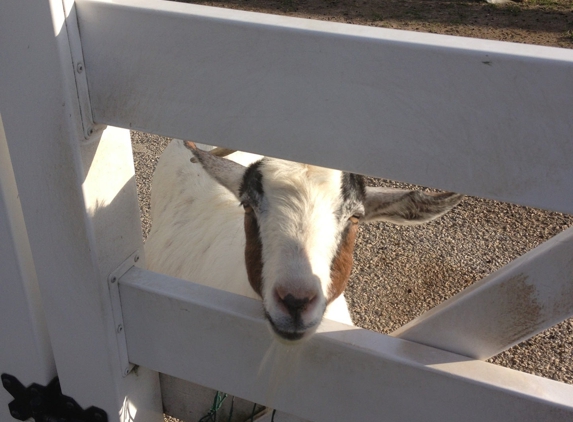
(267, 294), (352, 344)
(270, 327), (318, 345)
(145, 140), (354, 343)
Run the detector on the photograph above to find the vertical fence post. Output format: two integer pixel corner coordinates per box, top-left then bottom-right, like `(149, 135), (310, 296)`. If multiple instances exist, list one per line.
(0, 114), (57, 420)
(0, 0), (162, 420)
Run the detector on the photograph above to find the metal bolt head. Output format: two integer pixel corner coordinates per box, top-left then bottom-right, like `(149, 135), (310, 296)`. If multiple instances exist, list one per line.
(87, 126), (94, 137)
(116, 324), (123, 334)
(134, 255), (139, 263)
(66, 400), (75, 410)
(110, 276), (117, 284)
(76, 62), (84, 73)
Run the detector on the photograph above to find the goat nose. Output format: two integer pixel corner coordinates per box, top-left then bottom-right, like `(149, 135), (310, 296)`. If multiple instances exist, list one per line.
(275, 287), (317, 318)
(282, 294), (309, 313)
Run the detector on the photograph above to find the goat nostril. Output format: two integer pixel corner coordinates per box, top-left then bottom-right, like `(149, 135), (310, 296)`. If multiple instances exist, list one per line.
(282, 294), (309, 311)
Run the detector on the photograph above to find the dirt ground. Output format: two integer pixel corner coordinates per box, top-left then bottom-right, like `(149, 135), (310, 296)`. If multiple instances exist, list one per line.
(176, 0), (573, 48)
(146, 0), (572, 419)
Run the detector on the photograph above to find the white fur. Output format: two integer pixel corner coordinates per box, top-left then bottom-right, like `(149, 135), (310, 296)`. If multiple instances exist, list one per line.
(145, 140), (354, 324)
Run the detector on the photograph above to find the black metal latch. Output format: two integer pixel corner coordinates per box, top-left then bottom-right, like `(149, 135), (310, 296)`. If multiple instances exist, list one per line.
(1, 373), (108, 422)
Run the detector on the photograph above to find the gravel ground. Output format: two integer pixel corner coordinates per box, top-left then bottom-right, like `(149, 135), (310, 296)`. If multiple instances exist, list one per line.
(132, 0), (573, 417)
(132, 131), (573, 388)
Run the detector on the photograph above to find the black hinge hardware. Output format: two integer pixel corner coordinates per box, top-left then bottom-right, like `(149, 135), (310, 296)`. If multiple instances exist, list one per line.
(1, 373), (108, 422)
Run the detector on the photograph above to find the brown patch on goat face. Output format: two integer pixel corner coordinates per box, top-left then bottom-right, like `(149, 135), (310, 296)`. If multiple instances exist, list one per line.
(328, 222), (358, 303)
(244, 210), (263, 298)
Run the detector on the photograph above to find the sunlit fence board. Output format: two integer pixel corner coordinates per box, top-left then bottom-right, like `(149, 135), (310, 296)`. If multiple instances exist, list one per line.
(0, 1), (163, 415)
(76, 0), (573, 213)
(119, 267), (573, 422)
(0, 115), (56, 417)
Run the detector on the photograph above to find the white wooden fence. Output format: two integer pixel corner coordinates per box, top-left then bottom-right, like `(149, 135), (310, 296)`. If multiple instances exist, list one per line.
(1, 0), (573, 421)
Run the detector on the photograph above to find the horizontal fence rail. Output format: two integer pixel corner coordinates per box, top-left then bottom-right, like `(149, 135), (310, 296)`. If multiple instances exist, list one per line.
(119, 267), (573, 422)
(76, 0), (573, 213)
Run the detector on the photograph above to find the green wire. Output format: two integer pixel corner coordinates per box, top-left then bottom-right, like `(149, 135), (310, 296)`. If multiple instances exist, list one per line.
(198, 391), (270, 422)
(198, 391), (228, 422)
(227, 396), (235, 422)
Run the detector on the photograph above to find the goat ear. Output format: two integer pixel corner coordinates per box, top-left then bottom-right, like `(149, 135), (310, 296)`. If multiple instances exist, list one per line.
(184, 141), (246, 198)
(362, 187), (463, 225)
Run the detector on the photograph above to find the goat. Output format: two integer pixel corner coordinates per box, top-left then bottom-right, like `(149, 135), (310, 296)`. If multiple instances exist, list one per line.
(145, 139), (462, 341)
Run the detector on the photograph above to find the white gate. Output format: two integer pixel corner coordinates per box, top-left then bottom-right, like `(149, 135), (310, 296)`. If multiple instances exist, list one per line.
(1, 0), (572, 421)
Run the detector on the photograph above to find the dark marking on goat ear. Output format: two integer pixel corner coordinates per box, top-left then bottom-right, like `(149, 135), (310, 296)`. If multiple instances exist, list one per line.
(341, 173), (366, 203)
(240, 161), (264, 196)
(338, 173), (366, 221)
(244, 210), (264, 298)
(240, 160), (265, 207)
(328, 222), (359, 304)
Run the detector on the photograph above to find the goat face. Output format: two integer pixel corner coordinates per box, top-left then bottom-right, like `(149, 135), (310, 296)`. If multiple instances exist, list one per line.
(185, 142), (462, 341)
(241, 159), (365, 341)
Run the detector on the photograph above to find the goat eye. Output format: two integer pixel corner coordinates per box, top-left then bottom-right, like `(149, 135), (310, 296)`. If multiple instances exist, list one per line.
(241, 202), (253, 213)
(349, 215), (361, 224)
